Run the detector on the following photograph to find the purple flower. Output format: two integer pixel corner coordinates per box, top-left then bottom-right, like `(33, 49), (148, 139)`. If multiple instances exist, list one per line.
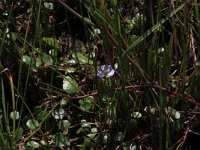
(97, 65), (115, 78)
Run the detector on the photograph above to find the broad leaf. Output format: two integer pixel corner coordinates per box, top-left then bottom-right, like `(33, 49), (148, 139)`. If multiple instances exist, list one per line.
(63, 76), (78, 94)
(72, 52), (93, 64)
(53, 132), (67, 148)
(26, 141), (40, 149)
(58, 120), (71, 131)
(26, 119), (40, 131)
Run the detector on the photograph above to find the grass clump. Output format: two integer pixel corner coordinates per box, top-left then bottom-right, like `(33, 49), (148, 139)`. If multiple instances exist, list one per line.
(0, 0), (200, 149)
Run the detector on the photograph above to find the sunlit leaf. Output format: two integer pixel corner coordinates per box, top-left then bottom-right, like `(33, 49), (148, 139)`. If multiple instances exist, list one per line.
(87, 133), (96, 139)
(81, 119), (91, 132)
(27, 141), (40, 149)
(103, 134), (108, 143)
(10, 111), (19, 120)
(26, 119), (40, 131)
(63, 76), (78, 94)
(60, 98), (68, 106)
(65, 67), (76, 74)
(131, 112), (142, 118)
(52, 108), (65, 120)
(91, 127), (98, 133)
(44, 2), (54, 10)
(175, 111), (181, 119)
(40, 140), (48, 146)
(22, 55), (33, 65)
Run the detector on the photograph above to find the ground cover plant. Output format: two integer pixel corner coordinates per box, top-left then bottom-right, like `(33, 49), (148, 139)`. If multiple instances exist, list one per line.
(1, 0), (200, 149)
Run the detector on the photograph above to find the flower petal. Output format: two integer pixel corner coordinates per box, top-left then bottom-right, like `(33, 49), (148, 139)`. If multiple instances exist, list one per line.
(101, 65), (112, 72)
(97, 70), (104, 78)
(105, 69), (115, 78)
(101, 65), (107, 71)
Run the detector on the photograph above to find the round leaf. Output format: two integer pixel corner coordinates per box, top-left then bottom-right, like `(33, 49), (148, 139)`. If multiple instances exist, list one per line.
(81, 122), (91, 132)
(131, 112), (142, 118)
(37, 110), (49, 121)
(60, 98), (68, 106)
(27, 141), (40, 149)
(26, 119), (40, 131)
(10, 111), (19, 120)
(22, 55), (32, 65)
(72, 52), (93, 64)
(63, 76), (78, 94)
(91, 127), (98, 133)
(79, 96), (93, 111)
(53, 132), (67, 148)
(52, 108), (65, 120)
(44, 2), (54, 10)
(40, 52), (53, 65)
(175, 111), (181, 119)
(58, 120), (71, 131)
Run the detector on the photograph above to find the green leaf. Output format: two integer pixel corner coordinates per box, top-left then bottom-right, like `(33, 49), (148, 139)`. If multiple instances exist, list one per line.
(81, 120), (91, 132)
(26, 141), (40, 149)
(53, 132), (67, 148)
(79, 96), (93, 111)
(40, 140), (48, 146)
(36, 57), (42, 67)
(22, 55), (34, 65)
(175, 111), (181, 119)
(40, 52), (53, 65)
(10, 111), (19, 120)
(83, 138), (92, 147)
(131, 112), (142, 118)
(65, 67), (76, 74)
(63, 76), (78, 94)
(52, 108), (65, 120)
(16, 127), (24, 141)
(58, 120), (71, 131)
(37, 110), (49, 121)
(44, 2), (54, 10)
(42, 37), (59, 49)
(72, 52), (93, 64)
(39, 140), (50, 149)
(60, 98), (68, 106)
(103, 134), (108, 143)
(26, 119), (40, 131)
(10, 32), (17, 41)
